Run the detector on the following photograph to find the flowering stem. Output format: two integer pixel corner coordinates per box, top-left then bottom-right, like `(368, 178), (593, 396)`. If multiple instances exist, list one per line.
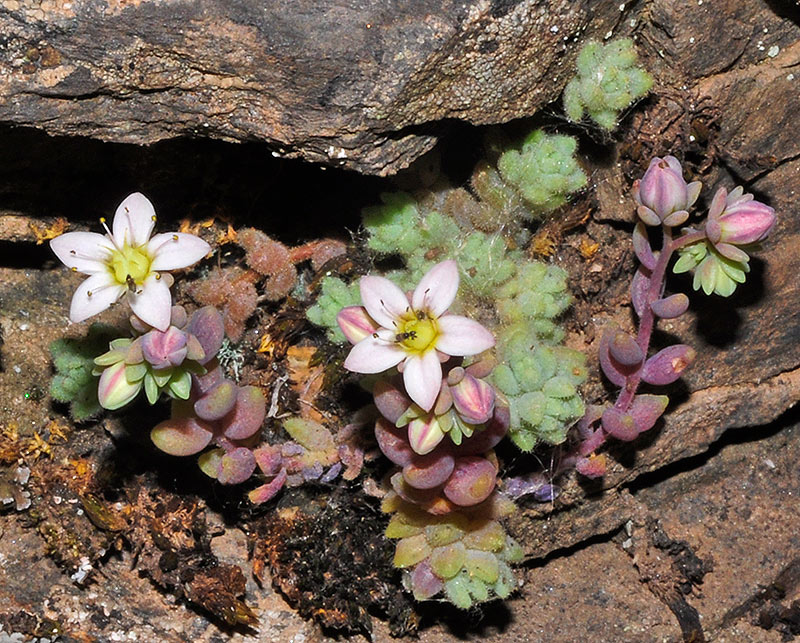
(614, 228), (706, 414)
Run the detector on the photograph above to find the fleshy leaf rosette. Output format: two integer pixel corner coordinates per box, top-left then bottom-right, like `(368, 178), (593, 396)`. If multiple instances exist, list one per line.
(383, 489), (523, 608)
(92, 306), (222, 410)
(149, 345), (267, 485)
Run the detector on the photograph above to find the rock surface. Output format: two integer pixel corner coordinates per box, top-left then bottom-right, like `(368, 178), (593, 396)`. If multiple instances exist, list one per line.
(0, 0), (628, 174)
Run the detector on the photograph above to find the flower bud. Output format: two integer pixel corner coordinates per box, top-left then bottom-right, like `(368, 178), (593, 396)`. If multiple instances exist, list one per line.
(141, 326), (188, 370)
(97, 360), (143, 410)
(706, 186), (776, 246)
(408, 413), (446, 455)
(633, 156), (701, 226)
(336, 306), (378, 344)
(450, 373), (495, 425)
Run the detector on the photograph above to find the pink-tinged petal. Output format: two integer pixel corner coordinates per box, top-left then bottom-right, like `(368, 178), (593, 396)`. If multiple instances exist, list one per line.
(343, 335), (405, 374)
(337, 306), (379, 344)
(407, 414), (446, 455)
(435, 315), (495, 356)
(50, 231), (114, 274)
(148, 232), (211, 271)
(359, 275), (409, 329)
(70, 273), (125, 324)
(687, 181), (702, 208)
(411, 259), (459, 318)
(403, 351), (442, 412)
(128, 273), (172, 331)
(112, 192), (156, 247)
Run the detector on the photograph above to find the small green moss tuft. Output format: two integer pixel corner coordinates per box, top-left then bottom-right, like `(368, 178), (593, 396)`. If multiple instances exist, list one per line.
(50, 324), (119, 421)
(306, 276), (362, 343)
(496, 130), (587, 214)
(563, 38), (653, 131)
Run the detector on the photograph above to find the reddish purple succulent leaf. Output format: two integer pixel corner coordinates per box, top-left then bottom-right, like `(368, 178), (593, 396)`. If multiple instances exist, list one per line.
(248, 469), (288, 504)
(185, 306), (225, 365)
(630, 394), (669, 433)
(650, 293), (689, 319)
(601, 407), (639, 441)
(576, 454), (607, 478)
(598, 326), (634, 387)
(373, 378), (411, 425)
(455, 402), (509, 456)
(630, 266), (652, 319)
(641, 345), (696, 386)
(390, 471), (442, 505)
(374, 418), (415, 466)
(608, 330), (644, 367)
(410, 560), (444, 600)
(403, 451), (455, 490)
(194, 379), (238, 421)
(217, 447), (257, 485)
(151, 416), (214, 456)
(253, 444), (283, 475)
(222, 386), (266, 440)
(192, 363), (223, 396)
(442, 456), (497, 506)
(632, 222), (657, 271)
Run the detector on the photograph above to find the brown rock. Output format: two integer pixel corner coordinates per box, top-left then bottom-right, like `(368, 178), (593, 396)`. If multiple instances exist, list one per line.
(0, 0), (628, 174)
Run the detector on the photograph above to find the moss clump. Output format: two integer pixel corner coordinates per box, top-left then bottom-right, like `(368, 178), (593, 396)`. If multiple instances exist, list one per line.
(306, 276), (362, 344)
(50, 324), (119, 421)
(496, 130), (587, 215)
(563, 38), (653, 130)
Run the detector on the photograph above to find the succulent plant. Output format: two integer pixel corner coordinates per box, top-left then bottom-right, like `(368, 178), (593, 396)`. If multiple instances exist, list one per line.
(563, 38), (653, 130)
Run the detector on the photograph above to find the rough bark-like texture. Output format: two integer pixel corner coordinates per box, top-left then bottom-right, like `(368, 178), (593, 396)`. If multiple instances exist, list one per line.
(0, 0), (627, 174)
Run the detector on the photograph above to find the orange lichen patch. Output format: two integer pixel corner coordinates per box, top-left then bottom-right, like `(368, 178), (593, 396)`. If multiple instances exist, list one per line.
(579, 238), (600, 261)
(0, 422), (22, 463)
(530, 230), (558, 258)
(286, 345), (325, 423)
(256, 331), (276, 357)
(23, 432), (54, 461)
(28, 218), (68, 245)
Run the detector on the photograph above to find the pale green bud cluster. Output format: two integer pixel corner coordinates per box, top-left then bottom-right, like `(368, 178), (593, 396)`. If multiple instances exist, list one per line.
(563, 38), (653, 130)
(305, 276), (361, 343)
(497, 130), (587, 213)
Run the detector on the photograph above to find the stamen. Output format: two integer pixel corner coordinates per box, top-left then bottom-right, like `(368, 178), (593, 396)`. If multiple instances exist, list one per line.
(151, 215), (157, 222)
(155, 273), (161, 280)
(100, 216), (121, 251)
(172, 234), (179, 241)
(71, 267), (77, 272)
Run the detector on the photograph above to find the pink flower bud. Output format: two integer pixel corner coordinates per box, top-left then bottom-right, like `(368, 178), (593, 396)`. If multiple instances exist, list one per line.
(141, 326), (188, 370)
(408, 413), (446, 455)
(336, 306), (378, 344)
(98, 361), (143, 410)
(633, 156), (701, 225)
(450, 373), (495, 425)
(706, 186), (776, 246)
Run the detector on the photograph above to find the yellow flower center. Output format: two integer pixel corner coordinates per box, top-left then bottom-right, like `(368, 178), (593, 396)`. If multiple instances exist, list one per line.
(109, 244), (152, 287)
(396, 313), (438, 353)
